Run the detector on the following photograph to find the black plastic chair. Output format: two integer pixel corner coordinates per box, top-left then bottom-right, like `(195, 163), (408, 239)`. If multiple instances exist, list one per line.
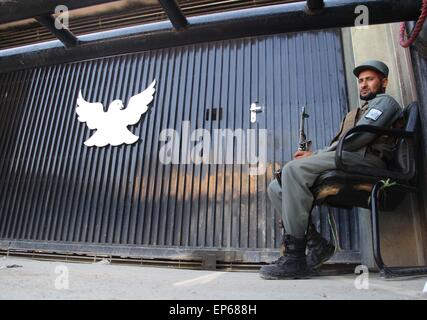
(311, 101), (427, 278)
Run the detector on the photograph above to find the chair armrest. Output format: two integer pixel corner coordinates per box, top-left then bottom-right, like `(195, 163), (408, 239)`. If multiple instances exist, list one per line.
(335, 125), (415, 181)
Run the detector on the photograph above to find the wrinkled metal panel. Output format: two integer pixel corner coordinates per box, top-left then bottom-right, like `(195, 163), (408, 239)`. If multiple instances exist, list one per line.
(0, 30), (359, 261)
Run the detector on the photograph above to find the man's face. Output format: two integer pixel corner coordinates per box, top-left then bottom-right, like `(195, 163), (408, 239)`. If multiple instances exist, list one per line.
(358, 69), (388, 101)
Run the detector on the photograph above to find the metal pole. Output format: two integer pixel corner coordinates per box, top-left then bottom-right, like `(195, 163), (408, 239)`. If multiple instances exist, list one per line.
(306, 0), (325, 13)
(158, 0), (188, 30)
(35, 15), (80, 48)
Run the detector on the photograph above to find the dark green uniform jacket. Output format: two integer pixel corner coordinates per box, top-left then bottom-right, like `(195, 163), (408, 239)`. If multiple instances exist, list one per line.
(325, 94), (402, 162)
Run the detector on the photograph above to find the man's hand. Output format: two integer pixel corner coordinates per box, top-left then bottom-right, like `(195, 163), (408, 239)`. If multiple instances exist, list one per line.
(293, 150), (313, 160)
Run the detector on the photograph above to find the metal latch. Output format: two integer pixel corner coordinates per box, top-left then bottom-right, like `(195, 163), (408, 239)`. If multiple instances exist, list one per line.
(250, 102), (262, 123)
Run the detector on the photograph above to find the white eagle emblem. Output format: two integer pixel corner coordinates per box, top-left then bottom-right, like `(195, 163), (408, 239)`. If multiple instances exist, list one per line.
(76, 80), (156, 147)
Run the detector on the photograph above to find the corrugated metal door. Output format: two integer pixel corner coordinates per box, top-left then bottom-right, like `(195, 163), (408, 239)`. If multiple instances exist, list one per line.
(0, 30), (359, 263)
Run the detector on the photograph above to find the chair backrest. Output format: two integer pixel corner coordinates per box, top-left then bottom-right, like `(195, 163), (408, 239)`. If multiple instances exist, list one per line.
(403, 102), (419, 133)
(392, 102), (419, 182)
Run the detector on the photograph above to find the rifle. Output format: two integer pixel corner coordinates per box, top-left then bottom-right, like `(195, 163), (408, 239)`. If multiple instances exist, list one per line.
(274, 106), (312, 186)
(298, 106), (312, 152)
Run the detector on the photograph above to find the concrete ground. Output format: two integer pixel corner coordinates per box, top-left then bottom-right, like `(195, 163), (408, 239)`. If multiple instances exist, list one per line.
(0, 256), (426, 300)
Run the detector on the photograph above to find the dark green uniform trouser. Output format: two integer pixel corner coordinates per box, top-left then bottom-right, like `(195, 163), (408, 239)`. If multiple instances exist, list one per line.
(267, 149), (386, 238)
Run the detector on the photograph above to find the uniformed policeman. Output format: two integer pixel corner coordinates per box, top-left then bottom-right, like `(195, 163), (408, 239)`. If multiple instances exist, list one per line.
(260, 60), (402, 279)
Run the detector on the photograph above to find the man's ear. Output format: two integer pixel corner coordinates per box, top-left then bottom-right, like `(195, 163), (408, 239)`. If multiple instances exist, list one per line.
(382, 77), (389, 90)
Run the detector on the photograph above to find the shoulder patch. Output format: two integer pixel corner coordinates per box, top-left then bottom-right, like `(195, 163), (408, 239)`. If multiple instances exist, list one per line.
(365, 108), (383, 121)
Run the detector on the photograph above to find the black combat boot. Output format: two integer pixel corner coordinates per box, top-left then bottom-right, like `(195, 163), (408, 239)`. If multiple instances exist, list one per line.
(259, 234), (309, 280)
(306, 223), (335, 270)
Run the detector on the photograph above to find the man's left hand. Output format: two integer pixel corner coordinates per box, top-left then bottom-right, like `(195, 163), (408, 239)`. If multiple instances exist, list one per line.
(293, 150), (313, 160)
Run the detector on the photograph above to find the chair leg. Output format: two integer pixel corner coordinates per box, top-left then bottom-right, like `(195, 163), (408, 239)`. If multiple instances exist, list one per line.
(370, 182), (386, 273)
(370, 181), (427, 279)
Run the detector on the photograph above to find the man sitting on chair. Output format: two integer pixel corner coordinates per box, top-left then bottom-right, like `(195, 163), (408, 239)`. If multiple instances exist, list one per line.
(260, 60), (403, 280)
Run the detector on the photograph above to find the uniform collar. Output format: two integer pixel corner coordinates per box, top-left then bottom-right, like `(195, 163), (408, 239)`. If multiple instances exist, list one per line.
(361, 101), (369, 111)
